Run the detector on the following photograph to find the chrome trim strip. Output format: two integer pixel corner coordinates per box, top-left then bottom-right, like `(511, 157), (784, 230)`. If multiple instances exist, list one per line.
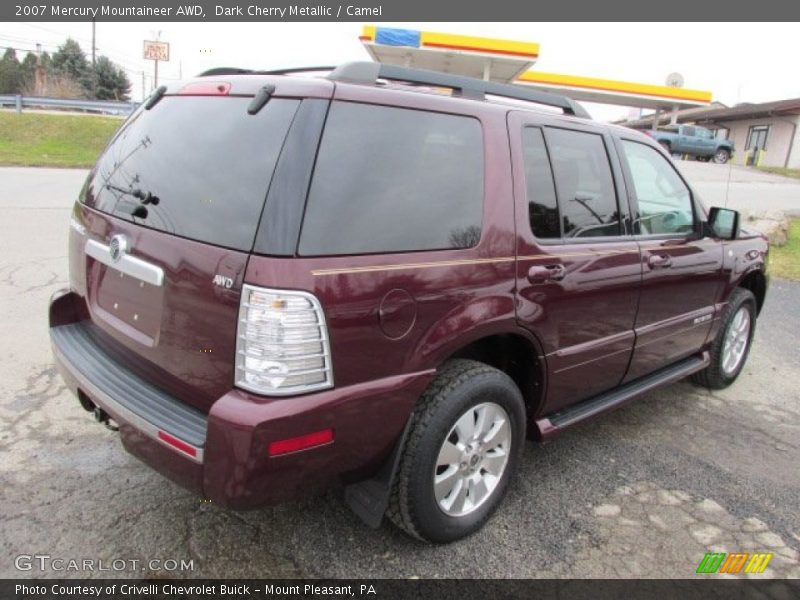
(52, 341), (203, 463)
(85, 239), (164, 287)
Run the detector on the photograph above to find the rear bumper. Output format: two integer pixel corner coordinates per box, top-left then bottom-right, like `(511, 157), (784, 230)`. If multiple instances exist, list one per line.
(49, 290), (434, 510)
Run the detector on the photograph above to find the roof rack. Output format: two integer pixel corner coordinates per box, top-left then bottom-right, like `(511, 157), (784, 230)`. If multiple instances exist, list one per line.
(328, 62), (591, 119)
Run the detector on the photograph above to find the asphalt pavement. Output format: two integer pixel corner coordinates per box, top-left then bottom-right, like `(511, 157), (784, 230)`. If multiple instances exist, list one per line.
(0, 166), (798, 579)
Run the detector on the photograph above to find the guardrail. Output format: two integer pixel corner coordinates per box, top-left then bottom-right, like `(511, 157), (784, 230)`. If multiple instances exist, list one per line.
(0, 94), (138, 116)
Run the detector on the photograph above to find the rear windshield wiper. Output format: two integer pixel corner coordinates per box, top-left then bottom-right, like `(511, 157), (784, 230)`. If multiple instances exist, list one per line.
(105, 183), (160, 205)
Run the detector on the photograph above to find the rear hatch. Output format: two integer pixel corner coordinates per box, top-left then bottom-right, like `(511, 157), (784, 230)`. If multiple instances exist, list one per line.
(73, 86), (303, 412)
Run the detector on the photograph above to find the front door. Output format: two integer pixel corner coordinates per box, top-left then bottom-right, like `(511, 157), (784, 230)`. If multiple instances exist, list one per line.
(615, 137), (723, 381)
(508, 112), (642, 414)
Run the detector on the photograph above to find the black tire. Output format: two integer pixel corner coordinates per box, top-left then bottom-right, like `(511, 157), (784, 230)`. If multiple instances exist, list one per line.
(387, 359), (525, 543)
(713, 148), (731, 164)
(692, 288), (757, 389)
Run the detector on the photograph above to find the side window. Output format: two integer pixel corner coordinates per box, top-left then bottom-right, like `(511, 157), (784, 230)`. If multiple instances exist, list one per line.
(682, 126), (696, 137)
(545, 128), (621, 238)
(521, 127), (560, 239)
(621, 140), (694, 236)
(298, 102), (483, 255)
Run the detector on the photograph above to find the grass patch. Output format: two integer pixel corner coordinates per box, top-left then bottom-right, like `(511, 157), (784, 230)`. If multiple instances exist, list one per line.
(757, 166), (800, 179)
(770, 219), (800, 280)
(0, 111), (122, 168)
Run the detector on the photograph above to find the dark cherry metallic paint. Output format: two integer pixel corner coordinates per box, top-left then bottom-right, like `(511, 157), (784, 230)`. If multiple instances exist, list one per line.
(49, 74), (769, 511)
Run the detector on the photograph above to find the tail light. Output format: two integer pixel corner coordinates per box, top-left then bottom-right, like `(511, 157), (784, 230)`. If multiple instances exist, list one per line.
(235, 285), (333, 396)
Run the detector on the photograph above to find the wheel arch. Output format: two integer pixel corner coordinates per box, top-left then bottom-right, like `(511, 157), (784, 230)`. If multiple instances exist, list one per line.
(443, 331), (547, 420)
(737, 268), (767, 315)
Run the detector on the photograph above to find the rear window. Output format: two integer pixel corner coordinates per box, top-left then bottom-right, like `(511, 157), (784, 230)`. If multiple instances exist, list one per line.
(82, 96), (299, 251)
(298, 101), (484, 256)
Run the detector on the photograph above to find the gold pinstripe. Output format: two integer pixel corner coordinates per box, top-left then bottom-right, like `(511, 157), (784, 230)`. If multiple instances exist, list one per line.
(310, 244), (711, 276)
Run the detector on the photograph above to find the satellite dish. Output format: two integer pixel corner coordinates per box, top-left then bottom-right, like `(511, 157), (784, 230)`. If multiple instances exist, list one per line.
(665, 72), (684, 88)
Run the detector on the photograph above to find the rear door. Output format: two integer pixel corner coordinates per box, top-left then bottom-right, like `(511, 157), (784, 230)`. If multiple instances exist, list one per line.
(509, 112), (642, 413)
(72, 91), (307, 412)
(615, 136), (723, 381)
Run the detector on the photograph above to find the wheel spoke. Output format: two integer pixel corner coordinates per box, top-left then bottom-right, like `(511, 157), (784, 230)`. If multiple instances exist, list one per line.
(434, 466), (461, 502)
(474, 404), (495, 439)
(454, 410), (476, 442)
(470, 476), (489, 505)
(481, 449), (507, 476)
(436, 441), (462, 467)
(448, 480), (469, 513)
(483, 418), (510, 449)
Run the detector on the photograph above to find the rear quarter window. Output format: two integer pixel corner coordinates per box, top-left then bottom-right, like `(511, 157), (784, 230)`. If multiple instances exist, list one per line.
(298, 101), (484, 256)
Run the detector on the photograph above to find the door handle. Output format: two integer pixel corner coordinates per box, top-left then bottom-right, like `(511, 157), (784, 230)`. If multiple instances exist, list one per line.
(527, 264), (566, 284)
(647, 254), (672, 269)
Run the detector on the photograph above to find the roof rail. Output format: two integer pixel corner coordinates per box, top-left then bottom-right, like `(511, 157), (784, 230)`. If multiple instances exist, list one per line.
(198, 66), (336, 78)
(328, 62), (591, 119)
(260, 66), (337, 76)
(198, 67), (255, 77)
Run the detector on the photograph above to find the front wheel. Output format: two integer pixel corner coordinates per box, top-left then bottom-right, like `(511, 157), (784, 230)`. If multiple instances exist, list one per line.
(692, 288), (756, 389)
(713, 148), (731, 164)
(387, 359), (525, 543)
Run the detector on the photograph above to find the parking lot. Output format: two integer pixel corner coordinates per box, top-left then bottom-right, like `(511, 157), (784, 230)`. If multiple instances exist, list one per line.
(1, 165), (798, 579)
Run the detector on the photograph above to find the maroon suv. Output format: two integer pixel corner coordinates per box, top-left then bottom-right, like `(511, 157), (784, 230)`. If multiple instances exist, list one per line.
(49, 62), (768, 543)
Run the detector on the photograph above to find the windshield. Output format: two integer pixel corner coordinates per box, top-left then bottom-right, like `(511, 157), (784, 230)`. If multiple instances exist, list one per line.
(81, 96), (299, 251)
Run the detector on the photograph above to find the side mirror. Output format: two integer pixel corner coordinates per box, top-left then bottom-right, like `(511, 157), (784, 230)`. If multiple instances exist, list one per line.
(707, 207), (740, 240)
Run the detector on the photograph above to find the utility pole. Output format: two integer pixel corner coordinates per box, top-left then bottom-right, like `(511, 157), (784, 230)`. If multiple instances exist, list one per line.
(34, 43), (46, 95)
(91, 20), (97, 98)
(153, 30), (161, 89)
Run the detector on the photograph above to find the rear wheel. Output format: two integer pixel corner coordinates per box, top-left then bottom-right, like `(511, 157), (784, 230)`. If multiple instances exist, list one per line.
(713, 148), (731, 164)
(387, 359), (525, 543)
(692, 288), (756, 389)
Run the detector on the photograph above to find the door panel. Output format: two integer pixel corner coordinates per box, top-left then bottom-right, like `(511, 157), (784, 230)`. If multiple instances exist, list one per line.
(615, 137), (723, 381)
(517, 243), (641, 411)
(508, 112), (641, 414)
(625, 237), (722, 381)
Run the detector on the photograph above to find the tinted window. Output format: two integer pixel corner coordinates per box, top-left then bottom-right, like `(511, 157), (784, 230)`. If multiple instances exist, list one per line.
(299, 102), (483, 255)
(521, 127), (559, 239)
(682, 126), (696, 137)
(546, 128), (620, 238)
(82, 97), (299, 251)
(622, 140), (694, 235)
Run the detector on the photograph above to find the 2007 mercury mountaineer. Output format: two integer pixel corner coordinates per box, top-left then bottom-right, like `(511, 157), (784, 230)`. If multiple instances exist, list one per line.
(49, 62), (769, 543)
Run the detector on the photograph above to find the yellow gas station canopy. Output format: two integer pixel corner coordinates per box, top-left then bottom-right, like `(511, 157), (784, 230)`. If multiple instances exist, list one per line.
(517, 71), (712, 110)
(359, 26), (539, 83)
(359, 26), (712, 111)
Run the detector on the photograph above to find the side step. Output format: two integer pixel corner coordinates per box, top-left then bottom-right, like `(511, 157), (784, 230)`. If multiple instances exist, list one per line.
(535, 352), (709, 440)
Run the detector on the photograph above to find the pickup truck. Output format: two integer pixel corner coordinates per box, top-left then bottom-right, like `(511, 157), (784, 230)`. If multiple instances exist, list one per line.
(644, 125), (734, 164)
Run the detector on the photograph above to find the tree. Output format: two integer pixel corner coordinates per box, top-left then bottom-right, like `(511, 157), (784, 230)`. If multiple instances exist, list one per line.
(0, 48), (22, 94)
(51, 38), (90, 95)
(20, 52), (38, 91)
(94, 55), (131, 101)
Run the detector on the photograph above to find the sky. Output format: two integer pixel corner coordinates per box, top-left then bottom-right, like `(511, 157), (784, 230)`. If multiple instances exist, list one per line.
(2, 21), (799, 121)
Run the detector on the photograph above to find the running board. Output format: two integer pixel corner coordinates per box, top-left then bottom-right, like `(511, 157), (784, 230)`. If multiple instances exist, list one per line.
(535, 352), (709, 440)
